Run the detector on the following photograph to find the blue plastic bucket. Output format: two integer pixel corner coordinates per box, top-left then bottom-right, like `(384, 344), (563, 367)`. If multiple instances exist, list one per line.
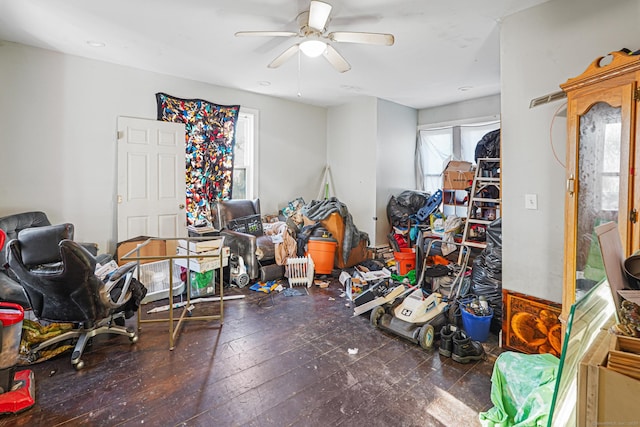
(461, 305), (493, 342)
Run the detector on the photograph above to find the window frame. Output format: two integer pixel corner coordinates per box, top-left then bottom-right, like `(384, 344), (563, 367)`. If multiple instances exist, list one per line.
(233, 107), (259, 200)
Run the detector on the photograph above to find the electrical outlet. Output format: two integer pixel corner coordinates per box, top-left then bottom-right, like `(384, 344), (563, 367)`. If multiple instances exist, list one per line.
(525, 194), (538, 210)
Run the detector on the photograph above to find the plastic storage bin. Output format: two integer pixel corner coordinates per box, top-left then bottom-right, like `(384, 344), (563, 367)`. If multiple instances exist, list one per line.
(138, 260), (184, 303)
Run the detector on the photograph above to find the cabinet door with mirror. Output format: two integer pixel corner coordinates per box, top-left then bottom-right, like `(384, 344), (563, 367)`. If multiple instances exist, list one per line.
(560, 50), (640, 329)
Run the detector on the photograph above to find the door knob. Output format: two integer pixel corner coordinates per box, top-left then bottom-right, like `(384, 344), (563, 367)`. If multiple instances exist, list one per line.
(179, 204), (185, 209)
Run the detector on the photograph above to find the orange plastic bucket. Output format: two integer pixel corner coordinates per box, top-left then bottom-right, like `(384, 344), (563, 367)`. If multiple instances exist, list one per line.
(307, 238), (338, 275)
(394, 248), (416, 275)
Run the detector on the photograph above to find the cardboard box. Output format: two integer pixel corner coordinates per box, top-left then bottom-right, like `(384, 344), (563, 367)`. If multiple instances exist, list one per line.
(442, 160), (475, 190)
(578, 329), (612, 426)
(578, 331), (640, 425)
(116, 236), (177, 266)
(607, 335), (640, 380)
(596, 361), (640, 424)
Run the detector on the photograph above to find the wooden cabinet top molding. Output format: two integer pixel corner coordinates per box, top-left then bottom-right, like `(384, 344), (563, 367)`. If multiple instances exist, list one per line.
(561, 50), (640, 93)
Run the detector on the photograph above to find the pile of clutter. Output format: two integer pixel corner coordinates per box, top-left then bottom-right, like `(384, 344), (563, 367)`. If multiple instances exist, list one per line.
(338, 235), (490, 364)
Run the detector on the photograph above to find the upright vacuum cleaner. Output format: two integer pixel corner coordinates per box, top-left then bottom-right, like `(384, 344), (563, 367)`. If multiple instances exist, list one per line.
(0, 302), (35, 414)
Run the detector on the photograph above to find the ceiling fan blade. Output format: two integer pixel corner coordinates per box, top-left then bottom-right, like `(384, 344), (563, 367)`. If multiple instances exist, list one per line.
(235, 31), (298, 38)
(323, 45), (351, 73)
(308, 1), (332, 31)
(328, 31), (395, 46)
(268, 44), (300, 68)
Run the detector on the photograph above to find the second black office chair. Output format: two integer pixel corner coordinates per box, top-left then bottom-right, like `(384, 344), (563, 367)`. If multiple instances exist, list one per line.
(7, 223), (145, 370)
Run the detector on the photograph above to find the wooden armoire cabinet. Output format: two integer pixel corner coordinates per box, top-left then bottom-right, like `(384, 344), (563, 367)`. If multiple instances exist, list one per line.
(560, 50), (640, 326)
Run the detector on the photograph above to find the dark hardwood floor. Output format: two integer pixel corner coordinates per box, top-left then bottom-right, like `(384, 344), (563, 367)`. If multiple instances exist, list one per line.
(1, 279), (500, 427)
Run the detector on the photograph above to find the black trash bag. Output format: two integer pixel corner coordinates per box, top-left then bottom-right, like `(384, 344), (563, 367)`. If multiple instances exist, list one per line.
(387, 191), (429, 227)
(474, 129), (501, 169)
(484, 218), (502, 270)
(474, 253), (502, 282)
(471, 257), (502, 292)
(471, 218), (503, 334)
(296, 223), (323, 257)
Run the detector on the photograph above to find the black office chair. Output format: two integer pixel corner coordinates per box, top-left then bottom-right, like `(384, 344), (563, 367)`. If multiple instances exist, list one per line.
(0, 211), (112, 307)
(7, 223), (146, 370)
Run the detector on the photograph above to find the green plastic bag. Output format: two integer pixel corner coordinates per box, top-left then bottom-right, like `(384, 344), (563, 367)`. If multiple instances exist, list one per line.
(391, 269), (416, 285)
(479, 351), (559, 427)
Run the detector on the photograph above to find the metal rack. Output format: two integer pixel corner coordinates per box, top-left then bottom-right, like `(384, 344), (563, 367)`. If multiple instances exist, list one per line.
(121, 236), (226, 350)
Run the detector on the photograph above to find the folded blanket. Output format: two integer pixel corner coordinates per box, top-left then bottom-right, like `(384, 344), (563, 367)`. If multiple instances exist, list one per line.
(20, 319), (74, 365)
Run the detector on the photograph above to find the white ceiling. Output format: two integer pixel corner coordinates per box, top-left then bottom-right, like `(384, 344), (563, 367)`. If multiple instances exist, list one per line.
(0, 0), (549, 109)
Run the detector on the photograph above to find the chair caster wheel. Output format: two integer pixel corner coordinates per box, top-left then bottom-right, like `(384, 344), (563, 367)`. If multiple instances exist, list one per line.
(27, 352), (39, 364)
(74, 360), (85, 370)
(130, 334), (139, 344)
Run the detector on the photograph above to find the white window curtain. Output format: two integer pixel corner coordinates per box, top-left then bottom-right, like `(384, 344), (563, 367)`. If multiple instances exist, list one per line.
(417, 127), (453, 195)
(417, 120), (500, 193)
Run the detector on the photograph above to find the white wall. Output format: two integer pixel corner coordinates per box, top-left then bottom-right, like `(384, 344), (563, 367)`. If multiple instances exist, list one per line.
(376, 99), (418, 246)
(326, 97), (378, 242)
(0, 42), (327, 255)
(418, 94), (501, 127)
(501, 0), (640, 302)
(326, 97), (417, 246)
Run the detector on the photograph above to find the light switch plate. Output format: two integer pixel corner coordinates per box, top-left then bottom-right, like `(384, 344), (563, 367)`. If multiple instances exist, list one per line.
(525, 194), (538, 210)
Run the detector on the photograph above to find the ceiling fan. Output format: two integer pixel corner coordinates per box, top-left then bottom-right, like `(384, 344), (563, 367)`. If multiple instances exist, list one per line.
(235, 0), (395, 73)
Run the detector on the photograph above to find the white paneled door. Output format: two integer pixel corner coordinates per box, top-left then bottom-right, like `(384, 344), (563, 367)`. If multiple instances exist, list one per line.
(117, 117), (187, 242)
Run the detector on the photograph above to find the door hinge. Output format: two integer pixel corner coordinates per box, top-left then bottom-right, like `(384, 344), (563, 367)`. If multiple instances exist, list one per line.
(635, 88), (640, 102)
(117, 195), (123, 204)
(567, 175), (575, 196)
(631, 208), (638, 224)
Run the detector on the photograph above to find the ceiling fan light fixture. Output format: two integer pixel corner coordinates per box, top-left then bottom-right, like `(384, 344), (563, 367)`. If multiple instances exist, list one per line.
(299, 40), (327, 57)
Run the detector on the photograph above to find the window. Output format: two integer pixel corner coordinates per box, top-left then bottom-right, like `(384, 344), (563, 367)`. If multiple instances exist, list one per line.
(418, 120), (500, 194)
(232, 108), (258, 199)
(418, 127), (453, 195)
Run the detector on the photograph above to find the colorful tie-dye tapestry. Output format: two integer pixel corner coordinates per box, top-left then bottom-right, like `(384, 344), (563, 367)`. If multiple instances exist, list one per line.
(156, 93), (240, 226)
